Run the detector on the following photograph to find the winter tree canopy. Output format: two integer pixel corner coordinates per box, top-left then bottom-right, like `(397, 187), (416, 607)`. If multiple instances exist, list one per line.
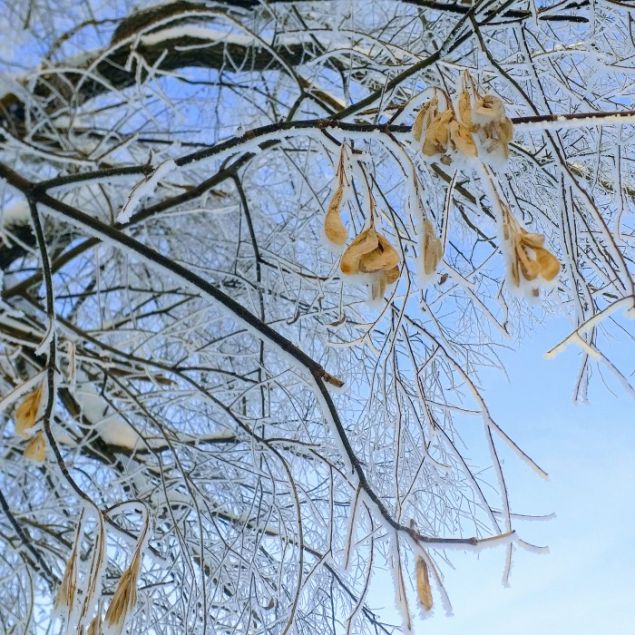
(0, 0), (633, 633)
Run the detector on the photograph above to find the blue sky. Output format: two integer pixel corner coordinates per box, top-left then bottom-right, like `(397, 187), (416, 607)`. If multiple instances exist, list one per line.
(370, 311), (634, 634)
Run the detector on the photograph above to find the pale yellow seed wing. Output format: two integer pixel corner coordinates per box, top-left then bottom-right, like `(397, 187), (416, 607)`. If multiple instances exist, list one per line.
(359, 233), (400, 273)
(509, 257), (520, 287)
(475, 94), (505, 122)
(412, 97), (438, 142)
(449, 120), (478, 158)
(15, 384), (43, 438)
(416, 557), (433, 611)
(458, 89), (473, 128)
(24, 431), (46, 462)
(537, 247), (561, 281)
(412, 103), (428, 142)
(422, 219), (443, 275)
(340, 227), (378, 274)
(324, 185), (348, 245)
(423, 109), (453, 156)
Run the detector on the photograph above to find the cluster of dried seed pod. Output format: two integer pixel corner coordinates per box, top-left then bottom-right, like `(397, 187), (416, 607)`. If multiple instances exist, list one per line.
(53, 509), (147, 634)
(324, 146), (402, 301)
(410, 75), (561, 296)
(412, 73), (513, 166)
(322, 73), (559, 302)
(340, 224), (401, 300)
(501, 204), (560, 296)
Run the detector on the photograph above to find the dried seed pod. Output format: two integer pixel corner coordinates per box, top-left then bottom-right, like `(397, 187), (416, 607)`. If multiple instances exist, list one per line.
(514, 232), (559, 282)
(340, 227), (379, 274)
(449, 119), (478, 158)
(502, 208), (561, 293)
(421, 219), (443, 276)
(324, 147), (350, 245)
(105, 548), (142, 634)
(324, 184), (348, 245)
(412, 97), (438, 142)
(15, 384), (44, 438)
(358, 234), (400, 273)
(341, 225), (401, 301)
(24, 431), (46, 462)
(422, 109), (453, 156)
(55, 523), (81, 616)
(416, 556), (433, 611)
(473, 94), (506, 124)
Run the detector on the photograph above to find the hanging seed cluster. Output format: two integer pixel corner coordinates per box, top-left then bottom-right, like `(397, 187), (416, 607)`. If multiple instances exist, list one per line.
(501, 203), (560, 294)
(339, 225), (401, 300)
(52, 509), (148, 633)
(322, 74), (560, 302)
(412, 74), (514, 166)
(324, 146), (403, 301)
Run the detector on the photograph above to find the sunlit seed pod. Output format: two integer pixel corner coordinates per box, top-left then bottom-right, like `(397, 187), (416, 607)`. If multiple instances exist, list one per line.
(422, 109), (453, 156)
(473, 94), (505, 124)
(15, 384), (44, 438)
(54, 526), (80, 616)
(449, 119), (478, 158)
(341, 225), (401, 301)
(415, 556), (433, 611)
(422, 218), (443, 276)
(503, 210), (561, 292)
(340, 227), (379, 275)
(324, 184), (348, 245)
(24, 431), (46, 462)
(515, 229), (560, 283)
(412, 97), (437, 142)
(358, 234), (400, 273)
(105, 548), (142, 633)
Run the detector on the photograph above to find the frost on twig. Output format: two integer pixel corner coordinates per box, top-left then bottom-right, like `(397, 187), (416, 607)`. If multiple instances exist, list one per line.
(1, 1), (633, 633)
(116, 159), (176, 224)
